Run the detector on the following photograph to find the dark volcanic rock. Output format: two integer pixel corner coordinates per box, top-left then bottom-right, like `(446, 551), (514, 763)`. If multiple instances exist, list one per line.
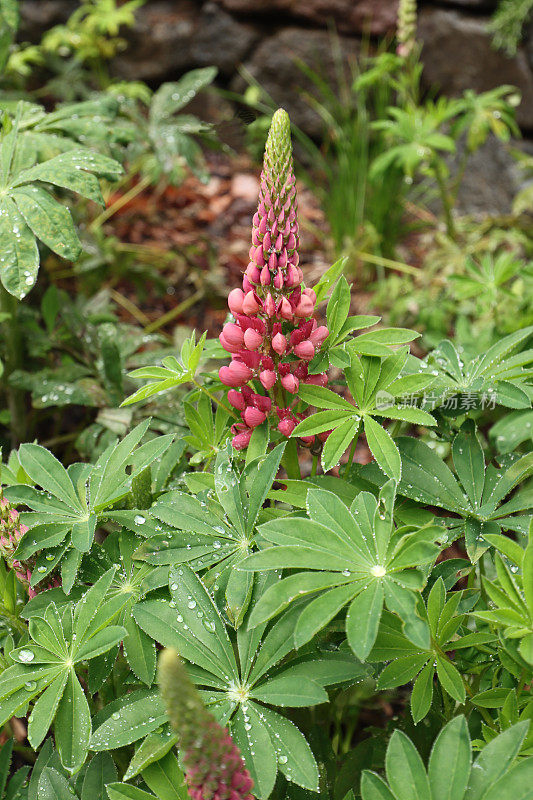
(419, 9), (533, 130)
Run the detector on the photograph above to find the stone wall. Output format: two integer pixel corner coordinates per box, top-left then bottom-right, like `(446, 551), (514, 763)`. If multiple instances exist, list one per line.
(19, 0), (533, 214)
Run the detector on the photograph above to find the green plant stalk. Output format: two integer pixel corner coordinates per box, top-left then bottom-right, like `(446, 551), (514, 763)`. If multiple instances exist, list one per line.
(90, 173), (152, 231)
(191, 379), (237, 420)
(434, 159), (456, 239)
(0, 284), (26, 445)
(0, 604), (27, 635)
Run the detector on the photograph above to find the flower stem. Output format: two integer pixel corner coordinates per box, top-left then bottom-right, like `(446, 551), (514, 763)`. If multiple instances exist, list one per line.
(192, 380), (238, 419)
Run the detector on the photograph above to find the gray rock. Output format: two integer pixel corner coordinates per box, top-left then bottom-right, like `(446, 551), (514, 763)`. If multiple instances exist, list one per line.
(214, 0), (399, 35)
(418, 8), (533, 130)
(19, 0), (73, 41)
(112, 1), (198, 82)
(235, 27), (360, 137)
(190, 2), (258, 75)
(452, 137), (526, 215)
(424, 0), (496, 8)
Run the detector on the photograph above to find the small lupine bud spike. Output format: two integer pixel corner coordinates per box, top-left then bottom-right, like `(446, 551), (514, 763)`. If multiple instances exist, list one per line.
(397, 0), (417, 56)
(158, 649), (254, 800)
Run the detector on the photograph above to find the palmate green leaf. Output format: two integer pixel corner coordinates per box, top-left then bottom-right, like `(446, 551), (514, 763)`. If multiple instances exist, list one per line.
(242, 483), (438, 657)
(135, 568), (327, 793)
(18, 443), (82, 511)
(0, 196), (39, 297)
(362, 423), (532, 562)
(296, 350), (434, 474)
(122, 332), (207, 406)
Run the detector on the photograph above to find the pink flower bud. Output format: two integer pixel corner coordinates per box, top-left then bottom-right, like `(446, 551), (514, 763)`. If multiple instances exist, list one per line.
(228, 390), (246, 411)
(268, 253), (278, 271)
(222, 323), (244, 348)
(252, 394), (272, 412)
(259, 370), (276, 390)
(303, 287), (317, 304)
(233, 431), (253, 450)
(273, 269), (283, 289)
(281, 374), (299, 393)
(278, 418), (296, 436)
(242, 276), (253, 293)
(219, 333), (241, 354)
(263, 293), (276, 317)
(310, 325), (329, 346)
(243, 328), (263, 350)
(300, 435), (315, 446)
(228, 288), (245, 315)
(219, 361), (253, 387)
(253, 244), (265, 266)
(279, 297), (293, 321)
(294, 340), (315, 360)
(272, 332), (287, 355)
(263, 232), (271, 252)
(242, 291), (261, 316)
(246, 262), (261, 283)
(260, 265), (271, 286)
(243, 407), (267, 428)
(294, 296), (314, 318)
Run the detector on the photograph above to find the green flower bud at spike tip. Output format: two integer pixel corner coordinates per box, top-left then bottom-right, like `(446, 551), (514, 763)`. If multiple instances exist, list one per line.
(158, 648), (255, 800)
(397, 0), (418, 56)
